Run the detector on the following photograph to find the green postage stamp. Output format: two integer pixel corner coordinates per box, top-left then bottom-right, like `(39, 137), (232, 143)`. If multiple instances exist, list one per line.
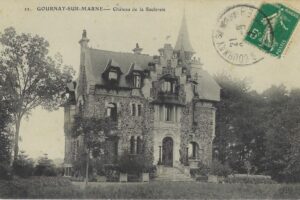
(245, 3), (300, 58)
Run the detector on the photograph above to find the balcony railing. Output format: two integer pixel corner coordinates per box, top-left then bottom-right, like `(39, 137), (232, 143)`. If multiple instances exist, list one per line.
(157, 91), (179, 99)
(162, 67), (175, 76)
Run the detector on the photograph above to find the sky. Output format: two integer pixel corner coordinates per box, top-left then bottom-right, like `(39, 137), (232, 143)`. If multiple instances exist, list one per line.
(0, 0), (299, 159)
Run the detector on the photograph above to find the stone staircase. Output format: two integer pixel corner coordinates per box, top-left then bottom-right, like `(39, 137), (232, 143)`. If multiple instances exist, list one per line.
(154, 166), (195, 182)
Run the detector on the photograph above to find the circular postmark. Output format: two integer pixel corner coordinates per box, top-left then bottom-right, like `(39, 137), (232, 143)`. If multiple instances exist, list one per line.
(213, 4), (273, 66)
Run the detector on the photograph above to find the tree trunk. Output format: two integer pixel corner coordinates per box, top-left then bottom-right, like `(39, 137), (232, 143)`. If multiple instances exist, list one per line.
(13, 118), (21, 162)
(85, 148), (90, 186)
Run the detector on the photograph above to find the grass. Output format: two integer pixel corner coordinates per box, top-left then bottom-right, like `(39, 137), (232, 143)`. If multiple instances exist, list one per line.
(0, 176), (82, 198)
(1, 177), (300, 199)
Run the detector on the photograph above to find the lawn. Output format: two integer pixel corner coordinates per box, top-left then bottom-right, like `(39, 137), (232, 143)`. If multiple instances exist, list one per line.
(1, 177), (300, 199)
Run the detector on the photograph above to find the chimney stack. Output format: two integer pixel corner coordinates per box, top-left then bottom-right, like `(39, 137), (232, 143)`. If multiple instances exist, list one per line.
(132, 43), (143, 54)
(79, 29), (89, 48)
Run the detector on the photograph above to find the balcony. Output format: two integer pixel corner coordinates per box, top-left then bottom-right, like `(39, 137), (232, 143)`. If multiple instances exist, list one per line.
(162, 67), (175, 76)
(154, 91), (184, 106)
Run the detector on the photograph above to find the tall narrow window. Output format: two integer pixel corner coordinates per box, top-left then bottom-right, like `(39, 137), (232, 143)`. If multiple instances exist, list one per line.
(130, 136), (135, 154)
(137, 104), (142, 116)
(165, 105), (174, 121)
(136, 136), (143, 154)
(133, 74), (141, 88)
(189, 142), (199, 159)
(132, 103), (136, 116)
(107, 103), (117, 121)
(159, 105), (164, 121)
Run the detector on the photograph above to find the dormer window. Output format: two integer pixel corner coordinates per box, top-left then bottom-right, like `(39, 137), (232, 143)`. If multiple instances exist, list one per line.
(108, 70), (118, 80)
(102, 59), (122, 85)
(133, 73), (141, 88)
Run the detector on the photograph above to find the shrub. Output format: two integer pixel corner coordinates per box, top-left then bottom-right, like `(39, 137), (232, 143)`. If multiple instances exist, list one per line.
(118, 153), (143, 174)
(12, 152), (34, 178)
(190, 162), (210, 178)
(92, 158), (105, 176)
(0, 163), (12, 180)
(34, 155), (58, 176)
(104, 164), (119, 182)
(116, 152), (155, 181)
(225, 174), (276, 184)
(118, 152), (152, 174)
(210, 160), (232, 177)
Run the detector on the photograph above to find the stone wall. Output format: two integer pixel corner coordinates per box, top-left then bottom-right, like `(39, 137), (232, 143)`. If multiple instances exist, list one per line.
(64, 105), (76, 165)
(180, 101), (216, 166)
(85, 87), (155, 164)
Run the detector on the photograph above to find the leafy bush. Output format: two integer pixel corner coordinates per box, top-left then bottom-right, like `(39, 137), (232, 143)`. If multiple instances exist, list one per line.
(115, 152), (155, 181)
(104, 164), (119, 182)
(190, 162), (210, 178)
(12, 151), (34, 178)
(195, 176), (208, 182)
(0, 163), (12, 180)
(118, 153), (143, 174)
(225, 174), (276, 184)
(34, 155), (58, 176)
(210, 160), (232, 177)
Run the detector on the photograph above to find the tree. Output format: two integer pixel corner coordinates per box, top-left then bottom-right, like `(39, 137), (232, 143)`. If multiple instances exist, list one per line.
(263, 86), (300, 182)
(214, 73), (266, 173)
(0, 96), (13, 165)
(0, 82), (14, 179)
(0, 27), (75, 160)
(12, 151), (34, 178)
(72, 114), (113, 185)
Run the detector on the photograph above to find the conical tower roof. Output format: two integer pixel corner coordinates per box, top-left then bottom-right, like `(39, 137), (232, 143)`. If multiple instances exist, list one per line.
(174, 14), (194, 53)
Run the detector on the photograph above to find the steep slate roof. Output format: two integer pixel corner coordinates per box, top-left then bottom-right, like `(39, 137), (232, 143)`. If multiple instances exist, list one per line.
(192, 67), (221, 102)
(84, 48), (153, 88)
(83, 47), (220, 101)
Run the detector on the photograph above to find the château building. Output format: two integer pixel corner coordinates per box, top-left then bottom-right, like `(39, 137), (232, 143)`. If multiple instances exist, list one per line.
(63, 15), (220, 177)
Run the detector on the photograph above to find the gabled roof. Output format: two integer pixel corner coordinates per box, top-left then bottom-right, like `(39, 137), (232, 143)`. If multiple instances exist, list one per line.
(84, 48), (153, 88)
(174, 14), (194, 52)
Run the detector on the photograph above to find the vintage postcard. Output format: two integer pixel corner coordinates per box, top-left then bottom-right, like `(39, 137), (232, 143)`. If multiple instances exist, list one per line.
(0, 0), (300, 199)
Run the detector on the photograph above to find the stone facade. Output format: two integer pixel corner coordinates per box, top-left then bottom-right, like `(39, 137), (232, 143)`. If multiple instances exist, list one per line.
(63, 16), (220, 176)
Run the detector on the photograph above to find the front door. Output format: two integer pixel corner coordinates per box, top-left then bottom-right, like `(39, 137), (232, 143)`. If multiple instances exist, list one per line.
(162, 137), (173, 166)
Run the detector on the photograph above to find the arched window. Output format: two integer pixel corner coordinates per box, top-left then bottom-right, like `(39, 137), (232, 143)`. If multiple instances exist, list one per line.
(79, 101), (83, 113)
(106, 103), (117, 121)
(136, 136), (143, 154)
(188, 142), (199, 159)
